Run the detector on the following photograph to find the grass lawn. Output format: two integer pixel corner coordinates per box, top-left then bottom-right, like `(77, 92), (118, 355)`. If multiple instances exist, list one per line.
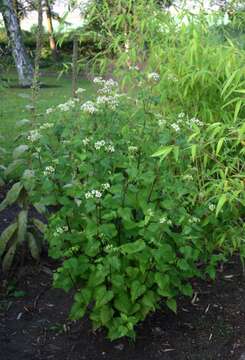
(0, 71), (92, 151)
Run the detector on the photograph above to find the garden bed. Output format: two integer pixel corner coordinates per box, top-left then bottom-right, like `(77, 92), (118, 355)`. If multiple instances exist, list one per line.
(0, 251), (245, 360)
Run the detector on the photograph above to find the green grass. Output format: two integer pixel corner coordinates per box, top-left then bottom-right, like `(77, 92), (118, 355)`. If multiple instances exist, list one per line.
(0, 71), (92, 151)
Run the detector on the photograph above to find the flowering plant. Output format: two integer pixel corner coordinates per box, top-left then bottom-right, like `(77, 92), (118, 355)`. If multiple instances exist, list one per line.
(30, 71), (245, 339)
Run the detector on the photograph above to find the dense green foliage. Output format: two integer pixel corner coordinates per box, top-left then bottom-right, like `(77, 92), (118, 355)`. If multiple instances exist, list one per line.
(0, 1), (244, 341)
(26, 11), (245, 337)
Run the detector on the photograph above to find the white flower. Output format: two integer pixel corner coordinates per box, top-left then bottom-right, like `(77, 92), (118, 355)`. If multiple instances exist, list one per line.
(94, 140), (106, 150)
(183, 174), (193, 181)
(81, 101), (98, 114)
(159, 217), (167, 224)
(102, 183), (110, 190)
(178, 112), (185, 119)
(27, 130), (41, 142)
(171, 123), (180, 132)
(96, 95), (119, 109)
(106, 145), (115, 153)
(82, 137), (90, 146)
(46, 108), (53, 115)
(43, 166), (55, 176)
(188, 117), (204, 127)
(148, 72), (160, 82)
(76, 88), (86, 95)
(85, 192), (92, 199)
(189, 217), (200, 224)
(40, 123), (54, 130)
(128, 146), (138, 153)
(93, 76), (104, 85)
(54, 226), (68, 236)
(209, 204), (215, 212)
(95, 190), (102, 198)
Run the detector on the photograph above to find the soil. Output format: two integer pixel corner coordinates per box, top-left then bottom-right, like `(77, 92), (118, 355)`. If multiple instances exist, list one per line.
(0, 189), (245, 360)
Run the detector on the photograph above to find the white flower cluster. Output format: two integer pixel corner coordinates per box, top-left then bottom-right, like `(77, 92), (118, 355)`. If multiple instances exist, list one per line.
(155, 113), (166, 127)
(85, 190), (102, 199)
(209, 203), (215, 212)
(43, 166), (55, 176)
(171, 123), (180, 132)
(94, 77), (118, 91)
(159, 216), (172, 225)
(82, 137), (90, 146)
(128, 146), (138, 153)
(81, 101), (98, 114)
(85, 183), (110, 200)
(187, 117), (204, 127)
(148, 72), (160, 82)
(96, 95), (119, 110)
(27, 129), (41, 142)
(94, 140), (115, 152)
(54, 225), (68, 237)
(182, 174), (193, 181)
(76, 87), (86, 95)
(46, 108), (54, 115)
(57, 98), (78, 112)
(40, 122), (54, 130)
(188, 216), (201, 224)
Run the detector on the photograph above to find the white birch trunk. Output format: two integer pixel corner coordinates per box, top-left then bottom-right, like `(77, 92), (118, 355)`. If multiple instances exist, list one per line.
(1, 0), (34, 87)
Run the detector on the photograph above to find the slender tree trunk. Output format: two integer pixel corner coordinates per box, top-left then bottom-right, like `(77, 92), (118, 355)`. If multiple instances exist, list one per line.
(72, 35), (78, 98)
(0, 0), (34, 87)
(44, 0), (58, 59)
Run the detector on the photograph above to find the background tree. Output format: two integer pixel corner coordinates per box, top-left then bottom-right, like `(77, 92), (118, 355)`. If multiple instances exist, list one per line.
(0, 0), (33, 86)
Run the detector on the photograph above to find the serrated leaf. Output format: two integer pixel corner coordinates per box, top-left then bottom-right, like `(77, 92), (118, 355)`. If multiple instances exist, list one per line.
(130, 280), (146, 302)
(33, 218), (47, 233)
(4, 159), (25, 177)
(166, 298), (177, 313)
(17, 210), (28, 244)
(27, 232), (40, 260)
(120, 239), (146, 255)
(0, 182), (23, 211)
(2, 243), (17, 272)
(0, 222), (17, 256)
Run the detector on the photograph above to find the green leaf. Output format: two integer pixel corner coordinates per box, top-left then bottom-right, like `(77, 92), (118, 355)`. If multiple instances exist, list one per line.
(33, 218), (47, 233)
(130, 280), (146, 302)
(0, 222), (17, 256)
(216, 194), (227, 216)
(2, 243), (17, 272)
(12, 145), (29, 159)
(216, 137), (225, 156)
(0, 182), (23, 211)
(94, 286), (114, 308)
(191, 144), (197, 162)
(154, 273), (170, 290)
(151, 145), (173, 160)
(4, 159), (25, 177)
(120, 240), (146, 255)
(234, 100), (242, 122)
(100, 305), (113, 325)
(17, 210), (28, 244)
(27, 232), (40, 260)
(16, 119), (30, 128)
(114, 293), (132, 314)
(166, 298), (177, 313)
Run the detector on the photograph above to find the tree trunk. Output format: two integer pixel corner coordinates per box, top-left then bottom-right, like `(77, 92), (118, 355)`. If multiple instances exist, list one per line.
(1, 0), (34, 87)
(44, 0), (58, 59)
(72, 35), (78, 98)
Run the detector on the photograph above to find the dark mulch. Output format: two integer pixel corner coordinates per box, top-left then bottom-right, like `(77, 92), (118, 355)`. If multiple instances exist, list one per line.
(0, 187), (245, 360)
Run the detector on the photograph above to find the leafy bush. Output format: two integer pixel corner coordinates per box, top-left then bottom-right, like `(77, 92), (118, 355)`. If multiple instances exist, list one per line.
(30, 62), (244, 339)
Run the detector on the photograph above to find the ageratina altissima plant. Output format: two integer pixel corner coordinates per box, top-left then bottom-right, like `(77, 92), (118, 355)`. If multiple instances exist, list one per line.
(29, 69), (245, 340)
